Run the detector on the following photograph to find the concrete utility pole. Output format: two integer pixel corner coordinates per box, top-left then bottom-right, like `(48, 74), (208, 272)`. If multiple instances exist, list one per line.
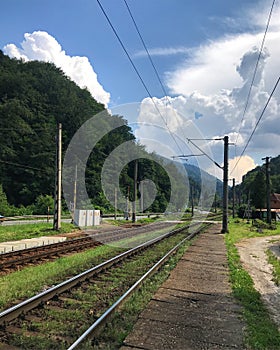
(132, 159), (138, 222)
(53, 123), (62, 231)
(221, 136), (229, 233)
(262, 156), (271, 224)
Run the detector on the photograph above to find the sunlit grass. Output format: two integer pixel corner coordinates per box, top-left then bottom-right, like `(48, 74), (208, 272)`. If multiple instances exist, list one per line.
(0, 244), (122, 310)
(267, 249), (280, 286)
(0, 222), (77, 242)
(226, 219), (280, 350)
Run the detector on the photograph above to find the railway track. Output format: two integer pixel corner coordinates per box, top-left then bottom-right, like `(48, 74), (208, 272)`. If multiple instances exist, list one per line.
(0, 221), (177, 275)
(0, 221), (211, 349)
(0, 237), (102, 274)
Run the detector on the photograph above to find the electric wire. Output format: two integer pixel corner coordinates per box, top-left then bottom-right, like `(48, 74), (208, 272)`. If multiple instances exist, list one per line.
(96, 0), (185, 155)
(122, 0), (190, 148)
(0, 160), (49, 173)
(231, 75), (280, 173)
(187, 138), (223, 169)
(233, 0), (276, 154)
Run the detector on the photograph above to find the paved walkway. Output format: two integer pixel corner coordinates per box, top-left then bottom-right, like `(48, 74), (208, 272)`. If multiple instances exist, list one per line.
(0, 236), (67, 254)
(121, 224), (246, 350)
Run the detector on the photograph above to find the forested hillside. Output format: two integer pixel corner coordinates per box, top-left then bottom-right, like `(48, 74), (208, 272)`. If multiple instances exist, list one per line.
(237, 155), (280, 209)
(0, 51), (190, 214)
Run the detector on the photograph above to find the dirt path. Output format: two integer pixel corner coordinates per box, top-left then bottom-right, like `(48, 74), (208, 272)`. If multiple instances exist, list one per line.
(236, 235), (280, 329)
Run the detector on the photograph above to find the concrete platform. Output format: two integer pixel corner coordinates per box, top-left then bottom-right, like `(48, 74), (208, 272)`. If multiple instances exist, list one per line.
(0, 236), (67, 254)
(121, 224), (246, 350)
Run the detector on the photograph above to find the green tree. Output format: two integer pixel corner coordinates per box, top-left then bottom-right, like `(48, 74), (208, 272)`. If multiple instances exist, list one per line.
(33, 194), (54, 215)
(251, 171), (266, 209)
(0, 184), (10, 215)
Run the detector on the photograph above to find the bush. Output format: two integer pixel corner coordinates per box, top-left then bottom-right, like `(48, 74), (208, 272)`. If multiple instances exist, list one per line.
(33, 195), (54, 215)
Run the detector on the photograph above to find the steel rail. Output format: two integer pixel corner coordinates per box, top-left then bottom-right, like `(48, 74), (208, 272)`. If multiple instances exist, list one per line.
(0, 222), (198, 325)
(0, 239), (101, 267)
(0, 222), (178, 271)
(67, 223), (209, 349)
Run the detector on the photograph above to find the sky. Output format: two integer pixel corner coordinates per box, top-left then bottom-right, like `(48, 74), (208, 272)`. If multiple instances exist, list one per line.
(1, 0), (280, 183)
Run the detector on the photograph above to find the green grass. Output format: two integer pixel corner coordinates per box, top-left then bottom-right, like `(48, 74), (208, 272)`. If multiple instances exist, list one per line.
(226, 219), (280, 350)
(0, 244), (123, 310)
(5, 228), (193, 349)
(84, 234), (193, 349)
(267, 249), (280, 286)
(0, 222), (77, 242)
(104, 217), (161, 226)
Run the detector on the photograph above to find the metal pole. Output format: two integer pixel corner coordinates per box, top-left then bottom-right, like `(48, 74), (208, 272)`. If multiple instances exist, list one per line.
(53, 123), (62, 230)
(221, 136), (229, 233)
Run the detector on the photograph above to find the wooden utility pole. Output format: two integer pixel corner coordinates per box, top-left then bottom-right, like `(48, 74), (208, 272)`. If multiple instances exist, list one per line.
(132, 159), (138, 223)
(53, 123), (62, 230)
(262, 156), (271, 224)
(140, 181), (144, 213)
(191, 185), (194, 217)
(221, 136), (229, 233)
(125, 186), (130, 220)
(114, 187), (117, 220)
(73, 164), (77, 214)
(232, 178), (236, 219)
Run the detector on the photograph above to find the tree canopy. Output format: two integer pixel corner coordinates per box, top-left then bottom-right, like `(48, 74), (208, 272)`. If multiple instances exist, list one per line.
(0, 51), (193, 214)
(237, 155), (280, 209)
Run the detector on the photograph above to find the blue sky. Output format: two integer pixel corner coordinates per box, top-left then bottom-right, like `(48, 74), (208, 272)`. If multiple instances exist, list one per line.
(0, 0), (264, 104)
(1, 0), (280, 182)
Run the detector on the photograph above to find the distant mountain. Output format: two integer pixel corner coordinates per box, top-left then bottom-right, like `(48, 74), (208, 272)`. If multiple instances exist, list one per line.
(184, 163), (223, 196)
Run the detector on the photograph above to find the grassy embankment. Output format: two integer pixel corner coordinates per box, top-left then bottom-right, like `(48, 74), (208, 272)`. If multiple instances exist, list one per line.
(0, 222), (77, 243)
(0, 221), (193, 349)
(0, 220), (183, 310)
(226, 219), (280, 350)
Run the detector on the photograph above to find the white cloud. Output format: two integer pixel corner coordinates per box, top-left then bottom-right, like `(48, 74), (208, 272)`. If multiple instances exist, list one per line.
(133, 33), (280, 182)
(133, 46), (191, 58)
(165, 31), (280, 97)
(4, 31), (110, 107)
(229, 155), (256, 183)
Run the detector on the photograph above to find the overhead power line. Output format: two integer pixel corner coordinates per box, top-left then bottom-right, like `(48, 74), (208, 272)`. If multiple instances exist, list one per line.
(123, 0), (190, 144)
(187, 138), (223, 169)
(235, 0), (276, 146)
(123, 0), (168, 99)
(96, 0), (185, 155)
(231, 75), (280, 174)
(0, 160), (48, 173)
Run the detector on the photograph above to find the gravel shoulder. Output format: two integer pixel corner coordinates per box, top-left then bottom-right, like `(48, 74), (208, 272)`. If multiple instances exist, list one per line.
(236, 234), (280, 329)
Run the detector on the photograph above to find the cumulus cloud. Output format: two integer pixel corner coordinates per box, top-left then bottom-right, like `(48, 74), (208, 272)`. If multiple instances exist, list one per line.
(133, 34), (280, 181)
(165, 31), (280, 97)
(229, 155), (256, 183)
(4, 31), (110, 106)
